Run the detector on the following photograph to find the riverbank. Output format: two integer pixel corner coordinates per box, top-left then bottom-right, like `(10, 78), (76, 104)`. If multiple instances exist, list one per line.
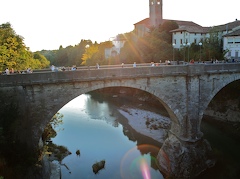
(118, 105), (171, 144)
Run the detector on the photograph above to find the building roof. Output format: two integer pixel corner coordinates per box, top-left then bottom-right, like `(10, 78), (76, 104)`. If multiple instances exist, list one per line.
(134, 18), (151, 28)
(134, 18), (204, 31)
(163, 19), (202, 28)
(134, 18), (240, 35)
(223, 29), (240, 37)
(171, 20), (240, 34)
(170, 26), (210, 33)
(212, 20), (240, 32)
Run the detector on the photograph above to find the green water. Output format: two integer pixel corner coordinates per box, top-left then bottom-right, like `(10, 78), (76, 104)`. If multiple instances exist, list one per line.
(197, 118), (240, 178)
(52, 93), (240, 178)
(52, 94), (163, 179)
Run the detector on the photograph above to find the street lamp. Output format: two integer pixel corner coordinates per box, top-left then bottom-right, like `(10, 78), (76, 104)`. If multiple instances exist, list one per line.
(187, 42), (190, 62)
(172, 43), (175, 62)
(199, 42), (202, 61)
(183, 43), (186, 62)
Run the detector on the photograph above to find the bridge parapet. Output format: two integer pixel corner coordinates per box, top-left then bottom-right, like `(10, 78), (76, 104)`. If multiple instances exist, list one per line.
(0, 63), (239, 87)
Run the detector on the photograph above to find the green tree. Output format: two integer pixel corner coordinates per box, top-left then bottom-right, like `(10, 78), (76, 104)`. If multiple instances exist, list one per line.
(96, 41), (113, 65)
(81, 44), (99, 66)
(138, 27), (172, 62)
(0, 22), (50, 71)
(33, 52), (50, 68)
(37, 50), (57, 65)
(159, 20), (179, 44)
(39, 39), (94, 67)
(203, 28), (224, 61)
(119, 21), (178, 64)
(119, 32), (142, 64)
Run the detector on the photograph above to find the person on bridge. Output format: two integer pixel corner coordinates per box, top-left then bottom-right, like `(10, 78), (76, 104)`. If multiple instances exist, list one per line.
(190, 59), (195, 64)
(96, 63), (100, 69)
(5, 68), (9, 75)
(71, 65), (77, 71)
(51, 65), (55, 72)
(133, 62), (136, 68)
(10, 68), (14, 74)
(27, 68), (32, 73)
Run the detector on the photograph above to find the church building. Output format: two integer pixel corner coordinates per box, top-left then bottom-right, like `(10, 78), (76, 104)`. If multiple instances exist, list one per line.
(133, 0), (240, 60)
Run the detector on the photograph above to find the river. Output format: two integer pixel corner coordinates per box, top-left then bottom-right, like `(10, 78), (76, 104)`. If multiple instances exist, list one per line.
(51, 93), (240, 179)
(52, 93), (164, 179)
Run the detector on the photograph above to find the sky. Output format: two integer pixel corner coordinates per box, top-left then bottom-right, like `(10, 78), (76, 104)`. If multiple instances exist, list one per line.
(0, 0), (239, 52)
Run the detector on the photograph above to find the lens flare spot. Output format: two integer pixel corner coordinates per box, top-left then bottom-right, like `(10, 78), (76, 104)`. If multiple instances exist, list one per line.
(120, 144), (161, 179)
(140, 158), (151, 179)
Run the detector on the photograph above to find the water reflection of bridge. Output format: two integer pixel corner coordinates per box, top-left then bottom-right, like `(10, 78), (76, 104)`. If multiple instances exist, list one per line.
(1, 63), (240, 178)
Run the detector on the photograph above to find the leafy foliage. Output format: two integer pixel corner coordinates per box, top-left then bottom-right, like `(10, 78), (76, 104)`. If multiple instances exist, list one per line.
(81, 44), (99, 66)
(118, 20), (179, 64)
(119, 32), (142, 64)
(33, 52), (50, 68)
(202, 27), (224, 60)
(0, 22), (50, 71)
(42, 112), (63, 141)
(36, 20), (225, 67)
(38, 39), (93, 67)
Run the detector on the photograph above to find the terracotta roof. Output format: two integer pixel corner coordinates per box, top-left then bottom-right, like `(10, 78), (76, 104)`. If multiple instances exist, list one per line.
(162, 19), (202, 27)
(134, 18), (151, 28)
(212, 20), (240, 31)
(223, 29), (240, 37)
(170, 26), (210, 33)
(134, 18), (240, 34)
(134, 18), (201, 27)
(134, 18), (203, 30)
(170, 20), (240, 34)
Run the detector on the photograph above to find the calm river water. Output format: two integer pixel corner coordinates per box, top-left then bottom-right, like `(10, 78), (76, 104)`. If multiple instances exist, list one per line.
(52, 93), (240, 179)
(52, 94), (163, 179)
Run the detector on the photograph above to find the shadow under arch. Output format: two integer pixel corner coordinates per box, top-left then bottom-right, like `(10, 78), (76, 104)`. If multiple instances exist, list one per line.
(47, 82), (181, 131)
(197, 79), (240, 179)
(201, 77), (240, 121)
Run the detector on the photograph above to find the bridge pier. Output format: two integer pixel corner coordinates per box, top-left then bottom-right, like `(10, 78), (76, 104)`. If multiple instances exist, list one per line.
(157, 132), (215, 178)
(157, 74), (216, 178)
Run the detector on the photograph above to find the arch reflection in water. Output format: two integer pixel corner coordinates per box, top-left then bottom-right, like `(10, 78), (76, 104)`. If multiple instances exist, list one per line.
(52, 94), (164, 179)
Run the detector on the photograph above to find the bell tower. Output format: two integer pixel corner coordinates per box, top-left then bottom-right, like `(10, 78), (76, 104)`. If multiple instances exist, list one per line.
(149, 0), (163, 27)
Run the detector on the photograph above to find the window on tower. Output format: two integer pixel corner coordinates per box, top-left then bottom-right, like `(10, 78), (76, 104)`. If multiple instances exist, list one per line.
(151, 1), (154, 5)
(157, 0), (161, 5)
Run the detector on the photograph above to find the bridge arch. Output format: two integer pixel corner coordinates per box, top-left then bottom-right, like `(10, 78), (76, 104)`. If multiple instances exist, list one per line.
(46, 80), (180, 129)
(201, 73), (240, 117)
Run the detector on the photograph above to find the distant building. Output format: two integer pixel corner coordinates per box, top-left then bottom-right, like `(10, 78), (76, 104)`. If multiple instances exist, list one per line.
(134, 0), (207, 47)
(223, 27), (240, 61)
(105, 35), (126, 59)
(105, 47), (118, 59)
(133, 0), (240, 60)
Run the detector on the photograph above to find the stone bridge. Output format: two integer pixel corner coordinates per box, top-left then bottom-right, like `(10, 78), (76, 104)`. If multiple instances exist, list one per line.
(0, 63), (240, 178)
